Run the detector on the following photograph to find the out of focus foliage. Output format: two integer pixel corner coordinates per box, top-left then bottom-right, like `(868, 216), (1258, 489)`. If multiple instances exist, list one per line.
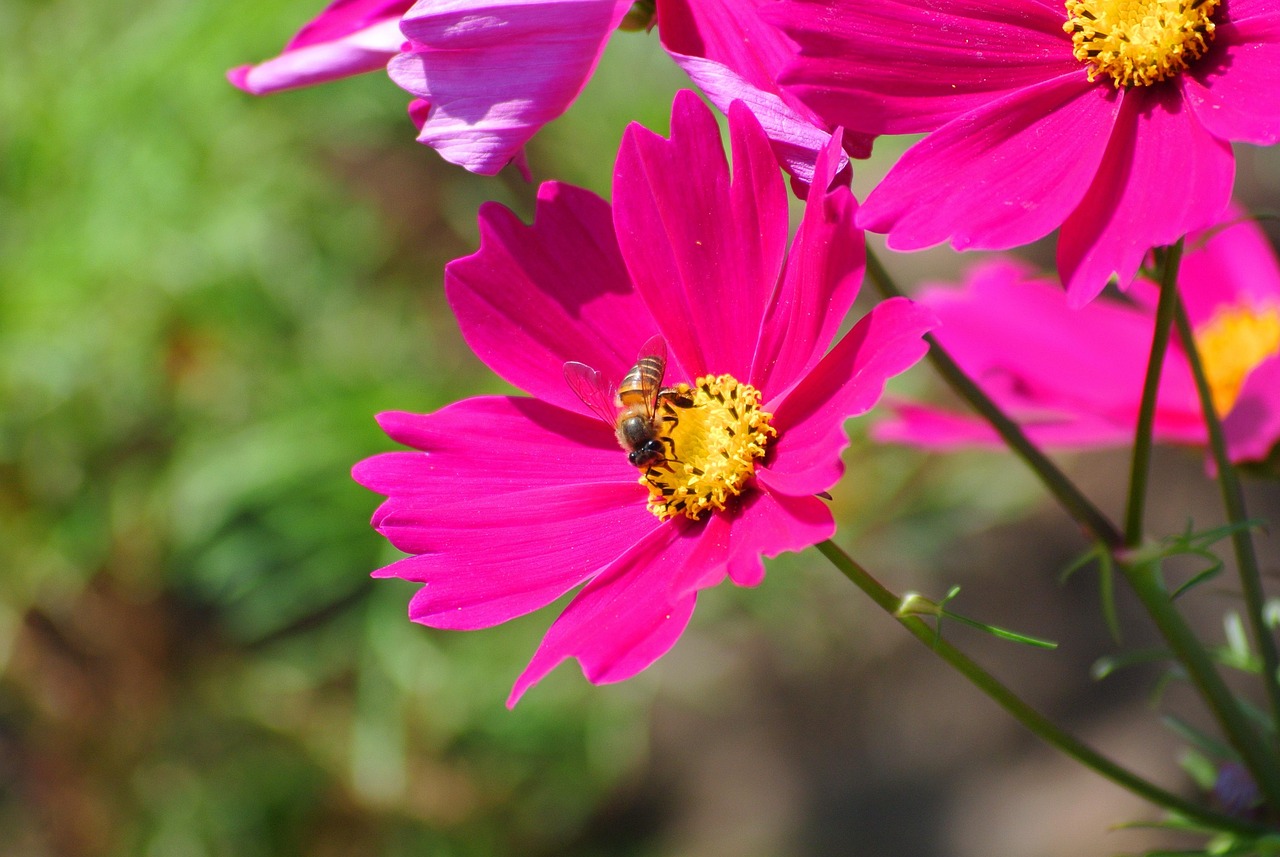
(0, 0), (1074, 855)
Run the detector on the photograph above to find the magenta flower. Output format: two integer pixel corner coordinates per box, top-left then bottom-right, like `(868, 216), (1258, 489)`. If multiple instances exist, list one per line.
(352, 92), (935, 705)
(773, 0), (1280, 306)
(875, 210), (1280, 464)
(228, 0), (413, 95)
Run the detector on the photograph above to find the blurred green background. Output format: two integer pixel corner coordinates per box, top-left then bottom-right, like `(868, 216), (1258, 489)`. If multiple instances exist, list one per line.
(2, 1), (1279, 855)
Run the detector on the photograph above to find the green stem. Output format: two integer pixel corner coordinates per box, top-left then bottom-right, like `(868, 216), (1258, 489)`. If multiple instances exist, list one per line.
(1173, 299), (1280, 757)
(816, 539), (1268, 836)
(1124, 242), (1183, 546)
(863, 249), (1123, 547)
(1120, 558), (1280, 812)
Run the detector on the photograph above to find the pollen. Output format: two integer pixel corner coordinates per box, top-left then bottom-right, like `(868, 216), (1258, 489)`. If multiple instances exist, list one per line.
(1063, 0), (1218, 88)
(1193, 303), (1280, 416)
(642, 374), (775, 521)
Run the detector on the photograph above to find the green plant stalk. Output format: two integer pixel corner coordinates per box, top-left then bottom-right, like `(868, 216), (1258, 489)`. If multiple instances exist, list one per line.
(864, 246), (1280, 811)
(1121, 558), (1280, 810)
(1124, 242), (1183, 546)
(863, 249), (1124, 547)
(816, 539), (1268, 836)
(1173, 299), (1280, 751)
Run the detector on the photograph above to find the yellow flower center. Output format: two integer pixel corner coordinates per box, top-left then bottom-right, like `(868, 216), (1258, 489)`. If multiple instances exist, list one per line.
(642, 374), (775, 521)
(1193, 303), (1280, 415)
(1063, 0), (1218, 87)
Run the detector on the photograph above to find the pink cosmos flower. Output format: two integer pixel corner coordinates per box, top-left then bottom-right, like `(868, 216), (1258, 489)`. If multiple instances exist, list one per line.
(228, 0), (413, 95)
(352, 92), (935, 705)
(772, 0), (1280, 306)
(875, 210), (1280, 464)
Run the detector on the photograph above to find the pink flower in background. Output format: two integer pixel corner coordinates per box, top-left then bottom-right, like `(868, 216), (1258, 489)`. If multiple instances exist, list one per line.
(773, 0), (1280, 306)
(228, 0), (413, 94)
(657, 0), (872, 185)
(352, 92), (935, 705)
(875, 211), (1280, 465)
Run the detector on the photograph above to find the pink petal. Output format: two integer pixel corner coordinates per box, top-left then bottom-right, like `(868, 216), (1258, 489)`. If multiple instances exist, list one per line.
(613, 94), (789, 381)
(752, 129), (865, 398)
(764, 297), (935, 497)
(229, 5), (407, 94)
(508, 519), (715, 706)
(922, 260), (1197, 419)
(1223, 356), (1280, 462)
(1180, 205), (1280, 326)
(287, 0), (414, 49)
(387, 0), (632, 174)
(858, 74), (1117, 254)
(772, 0), (1077, 134)
(445, 183), (659, 416)
(1181, 15), (1280, 146)
(658, 0), (868, 180)
(375, 481), (657, 631)
(353, 397), (659, 631)
(873, 400), (1144, 450)
(357, 397), (633, 494)
(665, 52), (846, 185)
(1059, 86), (1235, 307)
(664, 486), (834, 594)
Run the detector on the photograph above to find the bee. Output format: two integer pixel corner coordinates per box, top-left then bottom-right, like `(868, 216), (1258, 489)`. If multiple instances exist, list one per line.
(564, 334), (688, 468)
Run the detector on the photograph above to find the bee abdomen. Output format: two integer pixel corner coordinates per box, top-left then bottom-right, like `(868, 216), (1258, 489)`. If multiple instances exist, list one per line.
(617, 356), (665, 406)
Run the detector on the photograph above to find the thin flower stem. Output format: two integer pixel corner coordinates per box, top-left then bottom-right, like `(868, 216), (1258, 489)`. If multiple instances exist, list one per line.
(815, 539), (1268, 836)
(1120, 559), (1280, 811)
(863, 249), (1124, 547)
(1124, 242), (1183, 547)
(1173, 298), (1280, 757)
(863, 245), (1280, 813)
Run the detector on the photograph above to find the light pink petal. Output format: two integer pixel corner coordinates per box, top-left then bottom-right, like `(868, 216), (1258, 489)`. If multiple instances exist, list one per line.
(665, 52), (846, 185)
(752, 130), (865, 398)
(445, 183), (659, 416)
(387, 0), (632, 174)
(613, 93), (789, 380)
(858, 74), (1117, 254)
(286, 0), (414, 48)
(1223, 356), (1280, 463)
(658, 0), (868, 179)
(508, 519), (718, 706)
(771, 0), (1077, 134)
(229, 2), (408, 94)
(1180, 205), (1280, 325)
(763, 297), (936, 497)
(1181, 14), (1280, 145)
(1059, 86), (1235, 307)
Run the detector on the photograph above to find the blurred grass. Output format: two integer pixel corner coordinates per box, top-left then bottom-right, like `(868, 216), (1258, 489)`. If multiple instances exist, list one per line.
(0, 1), (1073, 855)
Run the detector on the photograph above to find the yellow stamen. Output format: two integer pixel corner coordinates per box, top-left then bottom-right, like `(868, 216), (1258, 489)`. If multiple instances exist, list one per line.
(1063, 0), (1218, 88)
(1193, 303), (1280, 415)
(642, 374), (775, 521)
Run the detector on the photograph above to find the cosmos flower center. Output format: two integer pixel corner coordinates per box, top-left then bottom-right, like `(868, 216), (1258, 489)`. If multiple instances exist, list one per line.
(1193, 303), (1280, 415)
(1063, 0), (1218, 87)
(642, 374), (775, 521)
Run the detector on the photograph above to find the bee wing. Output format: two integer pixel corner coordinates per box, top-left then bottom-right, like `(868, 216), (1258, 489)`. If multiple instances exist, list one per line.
(563, 361), (620, 428)
(633, 333), (668, 419)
